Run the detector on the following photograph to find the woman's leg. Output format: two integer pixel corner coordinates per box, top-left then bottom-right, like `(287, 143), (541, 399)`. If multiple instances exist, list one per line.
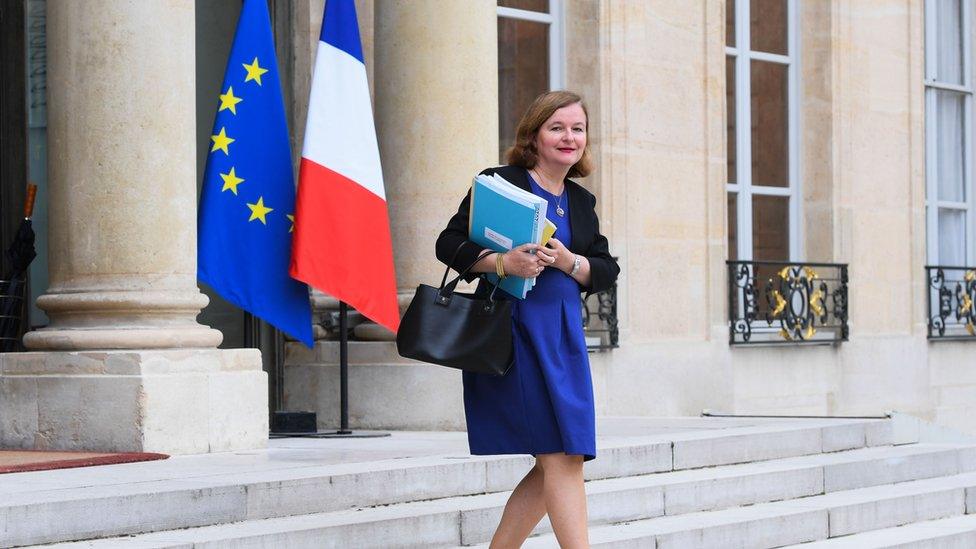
(489, 463), (548, 549)
(536, 453), (589, 548)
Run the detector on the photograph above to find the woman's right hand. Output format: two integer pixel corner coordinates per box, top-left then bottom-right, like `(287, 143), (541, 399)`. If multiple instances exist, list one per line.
(502, 243), (556, 278)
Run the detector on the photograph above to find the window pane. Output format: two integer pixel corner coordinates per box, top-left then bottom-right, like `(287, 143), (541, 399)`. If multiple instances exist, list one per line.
(751, 194), (791, 317)
(752, 195), (790, 261)
(498, 18), (549, 161)
(728, 192), (738, 260)
(934, 0), (965, 85)
(726, 57), (737, 184)
(751, 60), (789, 187)
(936, 89), (966, 202)
(498, 0), (549, 12)
(750, 0), (787, 55)
(726, 0), (736, 47)
(938, 208), (967, 265)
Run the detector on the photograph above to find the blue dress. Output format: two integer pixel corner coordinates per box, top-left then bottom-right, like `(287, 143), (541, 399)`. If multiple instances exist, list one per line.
(461, 172), (597, 461)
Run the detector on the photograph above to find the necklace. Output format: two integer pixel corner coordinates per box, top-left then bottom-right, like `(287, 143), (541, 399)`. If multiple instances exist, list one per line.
(531, 169), (566, 217)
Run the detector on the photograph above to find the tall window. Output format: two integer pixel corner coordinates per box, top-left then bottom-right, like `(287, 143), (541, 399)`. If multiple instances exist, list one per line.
(497, 0), (564, 161)
(725, 0), (799, 261)
(926, 0), (974, 267)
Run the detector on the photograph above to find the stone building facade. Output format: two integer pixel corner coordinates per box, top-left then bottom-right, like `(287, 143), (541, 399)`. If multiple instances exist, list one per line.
(1, 0), (974, 454)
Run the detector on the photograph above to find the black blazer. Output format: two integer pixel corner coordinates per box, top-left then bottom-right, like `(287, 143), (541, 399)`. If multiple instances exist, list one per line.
(435, 165), (620, 298)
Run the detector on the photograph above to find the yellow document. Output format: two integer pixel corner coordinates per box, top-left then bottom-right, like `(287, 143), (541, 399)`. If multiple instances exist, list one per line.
(540, 219), (557, 247)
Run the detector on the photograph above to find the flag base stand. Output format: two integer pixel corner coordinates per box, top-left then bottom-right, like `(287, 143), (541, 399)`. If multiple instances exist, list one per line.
(270, 430), (391, 439)
(334, 302), (390, 438)
(268, 301), (391, 440)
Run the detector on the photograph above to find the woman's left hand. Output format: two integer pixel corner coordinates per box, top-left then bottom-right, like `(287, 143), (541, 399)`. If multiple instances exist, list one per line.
(545, 238), (574, 274)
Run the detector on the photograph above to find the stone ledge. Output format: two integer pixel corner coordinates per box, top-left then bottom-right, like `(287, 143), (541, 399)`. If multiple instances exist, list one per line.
(0, 349), (268, 454)
(0, 348), (262, 376)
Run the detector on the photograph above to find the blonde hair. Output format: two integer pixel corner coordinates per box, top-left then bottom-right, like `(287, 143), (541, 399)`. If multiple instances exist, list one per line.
(505, 91), (593, 178)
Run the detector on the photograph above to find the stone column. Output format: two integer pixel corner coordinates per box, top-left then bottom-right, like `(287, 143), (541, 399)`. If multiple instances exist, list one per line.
(359, 0), (498, 339)
(0, 0), (267, 454)
(27, 0), (218, 350)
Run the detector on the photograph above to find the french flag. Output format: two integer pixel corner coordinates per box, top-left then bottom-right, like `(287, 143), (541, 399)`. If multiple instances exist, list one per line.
(290, 0), (400, 333)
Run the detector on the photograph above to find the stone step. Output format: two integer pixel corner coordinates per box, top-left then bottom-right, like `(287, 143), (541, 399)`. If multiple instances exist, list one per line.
(27, 444), (976, 548)
(1, 419), (891, 547)
(508, 472), (976, 549)
(659, 443), (976, 514)
(667, 417), (892, 470)
(783, 514), (976, 548)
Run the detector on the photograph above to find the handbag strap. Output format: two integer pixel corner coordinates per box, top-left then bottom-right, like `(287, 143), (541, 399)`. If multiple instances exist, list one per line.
(440, 242), (495, 287)
(440, 241), (469, 289)
(438, 242), (502, 301)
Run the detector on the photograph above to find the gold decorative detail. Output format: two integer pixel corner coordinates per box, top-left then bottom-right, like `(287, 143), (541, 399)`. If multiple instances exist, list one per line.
(778, 266), (791, 280)
(803, 266), (819, 280)
(962, 294), (973, 316)
(967, 321), (975, 336)
(771, 290), (787, 318)
(780, 328), (792, 341)
(804, 324), (816, 340)
(810, 288), (824, 316)
(965, 270), (976, 282)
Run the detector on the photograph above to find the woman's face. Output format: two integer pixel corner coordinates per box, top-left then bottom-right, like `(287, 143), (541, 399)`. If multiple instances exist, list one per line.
(533, 102), (587, 171)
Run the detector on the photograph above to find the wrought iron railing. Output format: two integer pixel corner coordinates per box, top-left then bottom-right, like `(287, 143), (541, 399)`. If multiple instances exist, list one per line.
(926, 265), (976, 340)
(582, 280), (619, 351)
(727, 260), (849, 345)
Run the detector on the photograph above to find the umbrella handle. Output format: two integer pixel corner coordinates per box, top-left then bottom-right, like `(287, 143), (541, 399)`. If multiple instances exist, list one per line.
(24, 184), (37, 219)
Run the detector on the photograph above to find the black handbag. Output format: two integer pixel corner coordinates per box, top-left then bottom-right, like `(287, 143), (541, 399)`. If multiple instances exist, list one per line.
(396, 245), (514, 376)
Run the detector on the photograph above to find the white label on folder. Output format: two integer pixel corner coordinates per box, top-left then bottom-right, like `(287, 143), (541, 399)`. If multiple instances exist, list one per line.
(484, 227), (513, 250)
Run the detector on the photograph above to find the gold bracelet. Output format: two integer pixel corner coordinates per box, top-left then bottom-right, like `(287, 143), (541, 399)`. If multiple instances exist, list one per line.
(495, 252), (507, 279)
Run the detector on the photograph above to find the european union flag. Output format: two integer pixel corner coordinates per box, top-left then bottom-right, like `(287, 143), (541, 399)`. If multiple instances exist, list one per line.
(198, 0), (313, 347)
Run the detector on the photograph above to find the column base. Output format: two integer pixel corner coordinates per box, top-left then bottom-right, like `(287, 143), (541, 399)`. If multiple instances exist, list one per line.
(23, 289), (224, 350)
(352, 321), (396, 341)
(0, 348), (268, 454)
(23, 326), (224, 351)
(350, 291), (414, 341)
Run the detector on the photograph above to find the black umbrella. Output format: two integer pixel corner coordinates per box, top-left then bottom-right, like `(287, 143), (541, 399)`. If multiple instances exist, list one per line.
(0, 184), (38, 352)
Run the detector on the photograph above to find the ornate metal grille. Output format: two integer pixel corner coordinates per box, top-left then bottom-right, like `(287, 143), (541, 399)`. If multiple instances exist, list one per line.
(727, 261), (849, 345)
(582, 281), (619, 351)
(926, 265), (976, 340)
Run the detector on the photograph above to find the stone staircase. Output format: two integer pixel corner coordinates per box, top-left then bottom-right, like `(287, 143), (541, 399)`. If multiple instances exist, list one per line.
(6, 417), (976, 548)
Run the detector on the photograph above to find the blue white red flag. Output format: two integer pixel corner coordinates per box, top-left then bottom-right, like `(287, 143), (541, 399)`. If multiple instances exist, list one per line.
(290, 0), (400, 333)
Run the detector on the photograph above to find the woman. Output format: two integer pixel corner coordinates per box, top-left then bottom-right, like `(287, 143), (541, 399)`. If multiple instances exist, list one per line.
(435, 91), (619, 548)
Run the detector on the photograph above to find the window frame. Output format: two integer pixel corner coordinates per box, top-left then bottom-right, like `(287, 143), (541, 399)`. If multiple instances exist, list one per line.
(925, 0), (976, 267)
(725, 0), (802, 263)
(496, 1), (565, 93)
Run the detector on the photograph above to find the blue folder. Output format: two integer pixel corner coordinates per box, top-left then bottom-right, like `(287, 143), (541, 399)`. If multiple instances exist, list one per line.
(468, 174), (546, 299)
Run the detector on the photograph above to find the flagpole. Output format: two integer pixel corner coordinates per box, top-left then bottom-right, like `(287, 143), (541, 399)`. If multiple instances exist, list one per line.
(338, 301), (351, 434)
(310, 301), (388, 438)
(268, 303), (389, 439)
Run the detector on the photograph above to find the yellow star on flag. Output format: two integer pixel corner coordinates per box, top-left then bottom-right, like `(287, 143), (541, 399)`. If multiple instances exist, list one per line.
(242, 57), (268, 86)
(218, 86), (243, 115)
(287, 214), (295, 233)
(219, 167), (245, 195)
(210, 127), (234, 155)
(247, 196), (274, 225)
